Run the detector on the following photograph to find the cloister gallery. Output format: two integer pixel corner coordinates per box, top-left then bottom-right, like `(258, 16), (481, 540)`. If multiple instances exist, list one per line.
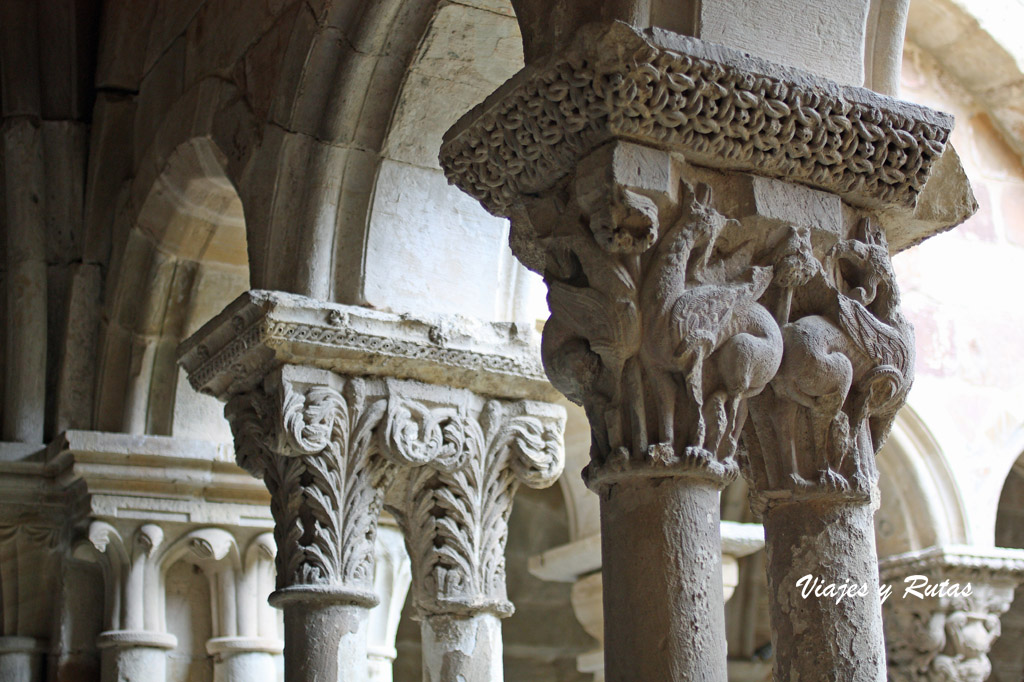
(2, 0), (1024, 681)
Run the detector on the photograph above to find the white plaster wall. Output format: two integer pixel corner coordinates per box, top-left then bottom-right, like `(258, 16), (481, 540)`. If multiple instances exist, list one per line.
(894, 41), (1024, 546)
(363, 1), (546, 323)
(171, 264), (249, 442)
(699, 0), (871, 86)
(165, 561), (214, 682)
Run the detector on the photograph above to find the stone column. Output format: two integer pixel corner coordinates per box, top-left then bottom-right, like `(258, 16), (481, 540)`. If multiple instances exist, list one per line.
(85, 522), (177, 682)
(0, 637), (46, 682)
(881, 546), (1024, 682)
(222, 365), (393, 682)
(527, 520), (765, 681)
(0, 523), (61, 682)
(366, 518), (411, 682)
(392, 399), (564, 682)
(439, 21), (965, 681)
(743, 215), (919, 681)
(178, 292), (564, 682)
(206, 532), (283, 682)
(166, 528), (283, 682)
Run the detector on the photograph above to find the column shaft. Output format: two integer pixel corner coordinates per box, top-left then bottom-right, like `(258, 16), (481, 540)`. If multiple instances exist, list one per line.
(281, 600), (369, 682)
(0, 637), (45, 682)
(99, 644), (169, 682)
(212, 651), (277, 682)
(764, 501), (885, 681)
(421, 614), (503, 682)
(600, 478), (727, 682)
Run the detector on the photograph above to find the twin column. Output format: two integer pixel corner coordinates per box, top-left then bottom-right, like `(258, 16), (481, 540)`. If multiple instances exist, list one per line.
(438, 21), (955, 682)
(178, 298), (567, 682)
(221, 366), (564, 682)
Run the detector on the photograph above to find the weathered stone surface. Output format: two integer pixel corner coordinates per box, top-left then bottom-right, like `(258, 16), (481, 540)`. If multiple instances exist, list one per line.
(178, 275), (567, 682)
(178, 290), (558, 403)
(881, 545), (1024, 682)
(442, 22), (953, 221)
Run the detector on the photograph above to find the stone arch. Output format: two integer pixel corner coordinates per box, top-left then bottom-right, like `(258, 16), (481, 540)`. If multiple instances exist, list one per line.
(988, 445), (1024, 681)
(906, 0), (1024, 162)
(94, 136), (249, 439)
(875, 404), (971, 557)
(357, 0), (546, 322)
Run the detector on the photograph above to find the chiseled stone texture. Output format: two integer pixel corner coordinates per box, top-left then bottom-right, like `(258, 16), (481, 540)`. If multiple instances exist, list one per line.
(442, 22), (956, 225)
(179, 290), (558, 404)
(393, 485), (592, 682)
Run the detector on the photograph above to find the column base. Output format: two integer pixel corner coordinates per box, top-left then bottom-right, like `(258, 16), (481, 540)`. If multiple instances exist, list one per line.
(97, 631), (176, 682)
(207, 638), (283, 682)
(0, 637), (47, 682)
(367, 644), (397, 681)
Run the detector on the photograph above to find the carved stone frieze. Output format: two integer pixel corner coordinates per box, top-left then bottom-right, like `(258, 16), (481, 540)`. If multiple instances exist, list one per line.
(391, 399), (565, 618)
(440, 22), (952, 224)
(881, 546), (1024, 682)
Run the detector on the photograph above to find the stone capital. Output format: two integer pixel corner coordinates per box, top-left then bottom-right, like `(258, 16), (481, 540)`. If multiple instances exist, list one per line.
(177, 290), (558, 404)
(178, 290), (566, 611)
(881, 546), (1024, 682)
(438, 23), (964, 498)
(390, 398), (565, 619)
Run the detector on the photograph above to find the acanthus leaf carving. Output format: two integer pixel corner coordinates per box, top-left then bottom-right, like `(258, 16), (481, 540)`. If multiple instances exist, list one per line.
(223, 366), (545, 606)
(225, 369), (389, 599)
(380, 390), (470, 472)
(394, 399), (565, 618)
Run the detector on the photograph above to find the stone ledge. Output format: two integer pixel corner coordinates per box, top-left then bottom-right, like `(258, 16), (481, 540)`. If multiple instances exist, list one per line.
(879, 544), (1024, 580)
(44, 431), (272, 527)
(178, 290), (558, 403)
(441, 21), (952, 220)
(528, 521), (766, 583)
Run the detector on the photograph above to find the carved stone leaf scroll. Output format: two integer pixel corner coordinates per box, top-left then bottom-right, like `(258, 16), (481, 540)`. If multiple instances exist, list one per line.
(395, 399), (565, 618)
(224, 366), (512, 602)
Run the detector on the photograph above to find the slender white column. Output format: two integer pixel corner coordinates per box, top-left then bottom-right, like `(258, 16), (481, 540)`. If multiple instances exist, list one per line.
(85, 522), (177, 682)
(207, 638), (281, 682)
(0, 637), (46, 682)
(97, 631), (176, 682)
(366, 519), (411, 682)
(164, 528), (284, 682)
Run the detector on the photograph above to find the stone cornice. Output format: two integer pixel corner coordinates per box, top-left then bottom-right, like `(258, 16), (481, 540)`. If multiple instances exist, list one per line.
(177, 290), (557, 403)
(48, 430), (272, 528)
(441, 21), (952, 217)
(879, 545), (1024, 581)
